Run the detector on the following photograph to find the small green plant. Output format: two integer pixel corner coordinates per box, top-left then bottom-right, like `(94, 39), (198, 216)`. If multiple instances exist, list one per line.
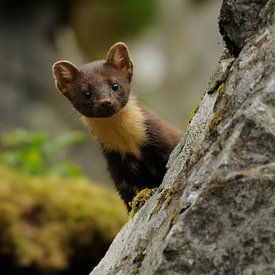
(0, 128), (85, 177)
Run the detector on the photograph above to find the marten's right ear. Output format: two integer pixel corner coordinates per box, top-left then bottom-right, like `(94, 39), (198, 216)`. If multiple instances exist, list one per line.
(52, 61), (79, 94)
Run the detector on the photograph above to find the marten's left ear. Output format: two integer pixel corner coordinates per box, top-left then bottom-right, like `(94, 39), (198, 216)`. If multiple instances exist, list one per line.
(106, 42), (133, 81)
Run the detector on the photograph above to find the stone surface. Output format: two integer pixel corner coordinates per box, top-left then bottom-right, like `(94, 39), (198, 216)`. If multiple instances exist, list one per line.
(90, 1), (275, 274)
(219, 0), (274, 56)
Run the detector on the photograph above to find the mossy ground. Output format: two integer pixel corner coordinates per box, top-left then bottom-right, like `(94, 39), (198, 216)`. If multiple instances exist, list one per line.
(0, 165), (127, 274)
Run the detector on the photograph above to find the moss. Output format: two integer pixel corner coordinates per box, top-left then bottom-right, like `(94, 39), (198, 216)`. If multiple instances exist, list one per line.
(133, 251), (145, 264)
(0, 165), (127, 274)
(170, 207), (180, 224)
(128, 188), (157, 219)
(189, 103), (200, 124)
(164, 188), (174, 208)
(132, 250), (145, 275)
(208, 84), (230, 137)
(149, 187), (175, 218)
(128, 186), (175, 220)
(208, 112), (224, 136)
(149, 193), (165, 218)
(217, 83), (225, 94)
(132, 267), (140, 275)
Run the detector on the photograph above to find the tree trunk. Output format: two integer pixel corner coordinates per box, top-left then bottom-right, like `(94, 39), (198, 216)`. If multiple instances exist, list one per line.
(90, 0), (275, 274)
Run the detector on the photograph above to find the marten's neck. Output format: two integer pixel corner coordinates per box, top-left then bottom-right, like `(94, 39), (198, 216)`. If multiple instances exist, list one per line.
(82, 96), (147, 158)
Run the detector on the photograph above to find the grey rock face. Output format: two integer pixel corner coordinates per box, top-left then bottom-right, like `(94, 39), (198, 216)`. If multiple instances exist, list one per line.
(90, 1), (275, 274)
(219, 0), (274, 56)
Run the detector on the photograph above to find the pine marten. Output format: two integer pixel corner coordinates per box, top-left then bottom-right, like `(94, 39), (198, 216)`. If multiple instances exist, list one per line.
(52, 42), (182, 210)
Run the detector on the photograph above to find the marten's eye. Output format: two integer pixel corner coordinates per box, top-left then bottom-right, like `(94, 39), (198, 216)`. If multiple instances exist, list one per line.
(111, 83), (120, 92)
(82, 90), (92, 99)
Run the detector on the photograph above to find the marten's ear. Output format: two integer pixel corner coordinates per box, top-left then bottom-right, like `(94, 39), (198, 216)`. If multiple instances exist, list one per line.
(52, 61), (79, 94)
(106, 42), (133, 81)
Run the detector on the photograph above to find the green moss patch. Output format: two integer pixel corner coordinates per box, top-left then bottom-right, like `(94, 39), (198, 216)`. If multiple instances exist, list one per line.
(128, 188), (157, 219)
(149, 187), (176, 219)
(217, 83), (225, 94)
(208, 112), (224, 136)
(189, 103), (200, 124)
(208, 83), (230, 137)
(0, 165), (127, 274)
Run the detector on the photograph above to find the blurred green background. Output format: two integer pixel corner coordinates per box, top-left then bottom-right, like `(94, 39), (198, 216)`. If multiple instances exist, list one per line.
(0, 0), (223, 274)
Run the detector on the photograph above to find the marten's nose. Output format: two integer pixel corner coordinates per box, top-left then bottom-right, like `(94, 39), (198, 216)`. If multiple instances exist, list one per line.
(100, 100), (112, 108)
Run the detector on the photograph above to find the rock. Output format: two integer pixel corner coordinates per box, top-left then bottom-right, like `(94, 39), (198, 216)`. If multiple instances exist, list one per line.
(90, 1), (275, 274)
(219, 0), (274, 56)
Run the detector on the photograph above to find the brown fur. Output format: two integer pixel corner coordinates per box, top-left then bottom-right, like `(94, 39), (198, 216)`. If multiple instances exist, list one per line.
(52, 42), (182, 209)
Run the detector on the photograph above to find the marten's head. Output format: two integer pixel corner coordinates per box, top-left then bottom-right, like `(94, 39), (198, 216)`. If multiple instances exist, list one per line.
(52, 42), (133, 118)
